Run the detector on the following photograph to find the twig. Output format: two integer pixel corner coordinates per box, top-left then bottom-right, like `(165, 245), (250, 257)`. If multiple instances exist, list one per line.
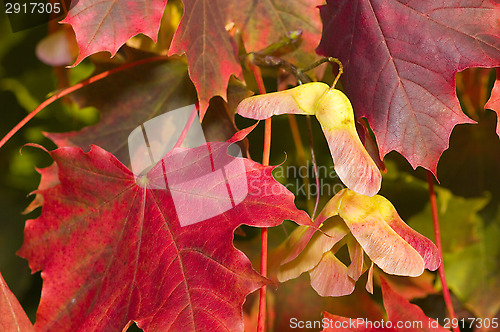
(426, 171), (459, 332)
(250, 64), (271, 332)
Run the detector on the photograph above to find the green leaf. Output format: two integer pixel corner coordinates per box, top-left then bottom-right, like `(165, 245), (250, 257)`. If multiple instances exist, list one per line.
(442, 214), (500, 319)
(407, 187), (500, 318)
(408, 188), (489, 253)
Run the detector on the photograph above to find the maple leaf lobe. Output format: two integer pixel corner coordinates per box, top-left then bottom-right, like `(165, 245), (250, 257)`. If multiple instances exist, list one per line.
(63, 0), (168, 66)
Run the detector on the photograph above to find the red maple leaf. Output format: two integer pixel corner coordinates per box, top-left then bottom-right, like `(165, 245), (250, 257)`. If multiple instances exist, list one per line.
(0, 272), (34, 332)
(62, 0), (323, 119)
(61, 0), (168, 66)
(18, 141), (311, 331)
(317, 0), (500, 174)
(170, 0), (324, 118)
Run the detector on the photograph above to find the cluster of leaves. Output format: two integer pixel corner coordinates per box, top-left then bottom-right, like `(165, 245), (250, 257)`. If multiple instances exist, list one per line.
(1, 0), (500, 331)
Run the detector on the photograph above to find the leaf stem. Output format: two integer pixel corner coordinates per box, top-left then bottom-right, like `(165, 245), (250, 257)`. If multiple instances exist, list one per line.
(250, 64), (270, 332)
(173, 104), (199, 149)
(0, 56), (168, 150)
(257, 197), (269, 332)
(299, 57), (343, 89)
(426, 171), (459, 332)
(262, 118), (272, 166)
(328, 58), (343, 89)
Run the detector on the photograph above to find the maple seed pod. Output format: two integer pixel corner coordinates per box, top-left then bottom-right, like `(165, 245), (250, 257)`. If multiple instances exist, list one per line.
(315, 89), (381, 197)
(237, 82), (382, 197)
(236, 82), (329, 118)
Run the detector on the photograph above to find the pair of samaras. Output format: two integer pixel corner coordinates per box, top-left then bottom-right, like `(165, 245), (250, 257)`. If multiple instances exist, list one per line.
(237, 82), (381, 197)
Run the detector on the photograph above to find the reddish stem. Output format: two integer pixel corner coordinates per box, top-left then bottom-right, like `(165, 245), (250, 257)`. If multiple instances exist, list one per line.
(262, 118), (271, 166)
(426, 171), (459, 332)
(0, 56), (168, 150)
(251, 64), (271, 332)
(173, 105), (199, 149)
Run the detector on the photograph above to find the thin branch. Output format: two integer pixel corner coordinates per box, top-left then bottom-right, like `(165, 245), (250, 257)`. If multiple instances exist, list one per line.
(426, 171), (460, 332)
(250, 64), (271, 332)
